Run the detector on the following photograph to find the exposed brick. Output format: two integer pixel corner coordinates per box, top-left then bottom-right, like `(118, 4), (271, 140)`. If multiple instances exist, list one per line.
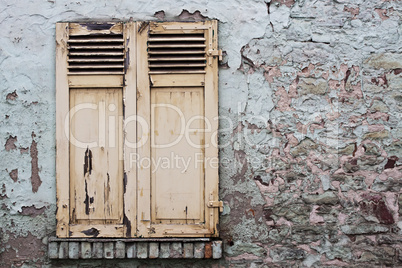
(205, 242), (212, 259)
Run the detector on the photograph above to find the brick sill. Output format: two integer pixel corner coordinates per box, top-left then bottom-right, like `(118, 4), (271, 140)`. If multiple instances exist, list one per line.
(48, 238), (222, 259)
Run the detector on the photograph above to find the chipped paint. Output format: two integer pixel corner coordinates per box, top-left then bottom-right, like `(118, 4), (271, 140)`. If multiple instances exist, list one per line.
(29, 135), (42, 193)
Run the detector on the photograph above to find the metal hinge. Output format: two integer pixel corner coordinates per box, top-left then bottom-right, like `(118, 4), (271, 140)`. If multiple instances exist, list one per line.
(207, 201), (223, 212)
(207, 49), (223, 61)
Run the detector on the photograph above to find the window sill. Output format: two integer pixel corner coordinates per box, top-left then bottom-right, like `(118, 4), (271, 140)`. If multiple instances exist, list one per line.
(48, 237), (222, 259)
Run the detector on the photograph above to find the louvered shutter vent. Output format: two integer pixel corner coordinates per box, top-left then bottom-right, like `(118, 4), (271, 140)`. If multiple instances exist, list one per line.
(148, 33), (206, 74)
(68, 34), (124, 75)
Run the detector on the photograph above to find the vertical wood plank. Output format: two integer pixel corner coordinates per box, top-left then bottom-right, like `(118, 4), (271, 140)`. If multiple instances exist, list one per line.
(56, 22), (70, 237)
(136, 21), (151, 236)
(123, 22), (137, 237)
(151, 88), (204, 223)
(69, 89), (123, 227)
(204, 20), (220, 237)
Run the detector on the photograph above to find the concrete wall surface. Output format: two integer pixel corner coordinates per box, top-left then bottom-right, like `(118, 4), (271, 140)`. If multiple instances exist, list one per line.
(0, 0), (401, 267)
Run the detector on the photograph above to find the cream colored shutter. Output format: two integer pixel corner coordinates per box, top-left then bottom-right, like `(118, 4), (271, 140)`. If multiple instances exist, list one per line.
(56, 22), (136, 237)
(136, 21), (221, 237)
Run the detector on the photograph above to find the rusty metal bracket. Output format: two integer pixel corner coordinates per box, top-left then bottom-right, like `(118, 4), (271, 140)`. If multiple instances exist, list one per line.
(207, 201), (223, 212)
(207, 49), (223, 61)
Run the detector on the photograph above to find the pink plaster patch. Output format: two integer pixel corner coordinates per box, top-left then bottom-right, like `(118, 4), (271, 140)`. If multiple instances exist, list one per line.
(298, 63), (315, 77)
(379, 168), (402, 181)
(343, 6), (360, 19)
(366, 235), (376, 243)
(275, 86), (295, 111)
(347, 189), (363, 203)
(367, 125), (385, 132)
(310, 205), (325, 224)
(368, 112), (389, 121)
(326, 111), (341, 121)
(375, 8), (390, 20)
(296, 122), (307, 135)
(323, 260), (349, 266)
(361, 171), (378, 188)
(328, 79), (341, 90)
(338, 212), (348, 224)
(297, 244), (316, 254)
(384, 192), (399, 223)
(277, 217), (293, 227)
(264, 66), (282, 83)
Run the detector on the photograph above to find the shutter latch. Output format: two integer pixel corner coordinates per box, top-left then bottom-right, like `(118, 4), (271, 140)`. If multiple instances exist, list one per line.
(207, 49), (223, 61)
(207, 200), (223, 212)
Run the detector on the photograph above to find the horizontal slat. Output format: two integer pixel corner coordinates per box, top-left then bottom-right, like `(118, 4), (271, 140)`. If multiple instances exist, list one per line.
(150, 74), (205, 87)
(68, 39), (124, 43)
(149, 63), (206, 68)
(148, 57), (206, 61)
(149, 37), (205, 42)
(68, 58), (124, 63)
(68, 72), (124, 75)
(148, 50), (205, 55)
(148, 44), (206, 48)
(68, 45), (124, 49)
(68, 65), (124, 69)
(69, 75), (123, 88)
(149, 70), (206, 74)
(69, 52), (124, 56)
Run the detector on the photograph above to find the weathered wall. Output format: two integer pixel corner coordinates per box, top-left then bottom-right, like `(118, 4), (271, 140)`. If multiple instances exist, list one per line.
(0, 0), (401, 267)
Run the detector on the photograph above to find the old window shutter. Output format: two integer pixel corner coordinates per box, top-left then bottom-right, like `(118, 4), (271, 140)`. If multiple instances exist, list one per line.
(56, 22), (134, 238)
(136, 21), (220, 237)
(56, 20), (220, 238)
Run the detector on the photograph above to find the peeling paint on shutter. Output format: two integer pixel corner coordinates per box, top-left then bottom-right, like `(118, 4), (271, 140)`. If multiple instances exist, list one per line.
(137, 21), (220, 237)
(56, 22), (127, 238)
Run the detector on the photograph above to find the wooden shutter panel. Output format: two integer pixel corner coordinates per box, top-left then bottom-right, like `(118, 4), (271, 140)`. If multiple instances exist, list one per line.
(56, 22), (130, 238)
(136, 21), (220, 237)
